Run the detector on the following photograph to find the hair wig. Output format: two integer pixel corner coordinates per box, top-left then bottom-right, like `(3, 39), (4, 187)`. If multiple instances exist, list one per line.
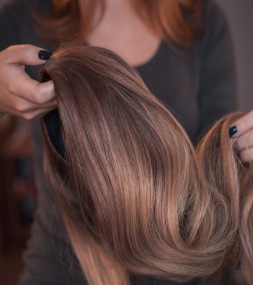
(41, 45), (253, 285)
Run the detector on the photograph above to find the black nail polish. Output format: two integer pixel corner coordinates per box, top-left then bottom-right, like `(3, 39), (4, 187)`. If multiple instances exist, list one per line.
(38, 50), (52, 60)
(229, 125), (238, 138)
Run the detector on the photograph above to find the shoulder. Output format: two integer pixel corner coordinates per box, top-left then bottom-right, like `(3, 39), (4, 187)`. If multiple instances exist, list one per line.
(201, 0), (231, 41)
(202, 0), (227, 21)
(196, 0), (233, 58)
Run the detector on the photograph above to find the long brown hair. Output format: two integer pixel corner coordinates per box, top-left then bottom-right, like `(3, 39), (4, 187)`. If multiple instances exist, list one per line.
(33, 0), (203, 48)
(42, 45), (253, 285)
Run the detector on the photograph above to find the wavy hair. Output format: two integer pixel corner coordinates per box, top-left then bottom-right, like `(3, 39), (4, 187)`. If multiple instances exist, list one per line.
(33, 0), (204, 48)
(41, 45), (253, 285)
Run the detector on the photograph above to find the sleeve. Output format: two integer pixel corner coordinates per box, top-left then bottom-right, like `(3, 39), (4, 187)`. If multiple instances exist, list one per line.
(197, 0), (238, 137)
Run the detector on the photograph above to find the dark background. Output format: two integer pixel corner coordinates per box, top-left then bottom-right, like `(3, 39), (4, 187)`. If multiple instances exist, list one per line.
(218, 0), (253, 111)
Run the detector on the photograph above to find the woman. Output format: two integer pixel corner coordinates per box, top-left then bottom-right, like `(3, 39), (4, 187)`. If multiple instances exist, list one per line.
(0, 0), (249, 284)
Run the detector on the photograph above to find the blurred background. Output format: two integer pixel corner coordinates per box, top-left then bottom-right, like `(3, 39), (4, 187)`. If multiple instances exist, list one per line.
(0, 116), (36, 285)
(0, 0), (253, 284)
(218, 0), (253, 111)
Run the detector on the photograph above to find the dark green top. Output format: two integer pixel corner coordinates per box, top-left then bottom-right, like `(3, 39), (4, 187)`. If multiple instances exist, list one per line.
(0, 0), (237, 284)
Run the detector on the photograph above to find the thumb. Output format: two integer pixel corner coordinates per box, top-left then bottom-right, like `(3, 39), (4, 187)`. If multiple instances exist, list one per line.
(3, 44), (52, 66)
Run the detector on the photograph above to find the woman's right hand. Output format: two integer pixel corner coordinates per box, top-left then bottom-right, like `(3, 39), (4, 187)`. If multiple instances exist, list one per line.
(0, 44), (56, 120)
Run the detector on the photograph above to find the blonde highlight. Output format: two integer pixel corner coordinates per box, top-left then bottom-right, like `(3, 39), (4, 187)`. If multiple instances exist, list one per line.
(41, 45), (253, 285)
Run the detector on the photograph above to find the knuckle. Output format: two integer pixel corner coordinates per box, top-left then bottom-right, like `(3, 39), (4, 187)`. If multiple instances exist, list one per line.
(235, 138), (244, 150)
(15, 102), (26, 113)
(6, 82), (15, 94)
(240, 151), (248, 163)
(35, 85), (53, 104)
(240, 148), (253, 163)
(235, 131), (253, 151)
(19, 44), (36, 61)
(23, 113), (34, 120)
(32, 89), (45, 104)
(29, 90), (37, 103)
(27, 84), (42, 104)
(21, 44), (33, 58)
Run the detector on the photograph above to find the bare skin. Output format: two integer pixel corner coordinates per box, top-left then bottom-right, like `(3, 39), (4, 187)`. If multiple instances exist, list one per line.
(232, 111), (253, 162)
(86, 0), (160, 66)
(0, 45), (56, 119)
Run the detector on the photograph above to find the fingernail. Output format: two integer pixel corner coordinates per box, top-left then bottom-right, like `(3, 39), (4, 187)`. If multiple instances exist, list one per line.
(229, 125), (238, 138)
(38, 50), (52, 60)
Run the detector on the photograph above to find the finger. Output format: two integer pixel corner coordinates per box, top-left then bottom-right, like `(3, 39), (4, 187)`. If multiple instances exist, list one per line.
(239, 147), (253, 163)
(235, 129), (253, 151)
(2, 88), (57, 117)
(230, 110), (253, 137)
(4, 44), (52, 66)
(9, 100), (57, 120)
(22, 98), (57, 113)
(11, 96), (57, 115)
(9, 70), (55, 104)
(21, 107), (57, 120)
(30, 80), (55, 104)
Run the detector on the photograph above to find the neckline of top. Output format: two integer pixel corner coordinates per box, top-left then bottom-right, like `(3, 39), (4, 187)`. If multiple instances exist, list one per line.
(134, 41), (164, 70)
